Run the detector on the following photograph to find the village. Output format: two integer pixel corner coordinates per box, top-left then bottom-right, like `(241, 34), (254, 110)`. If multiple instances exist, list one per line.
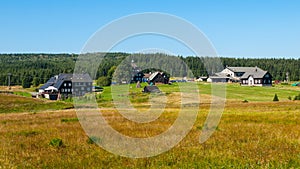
(33, 62), (300, 101)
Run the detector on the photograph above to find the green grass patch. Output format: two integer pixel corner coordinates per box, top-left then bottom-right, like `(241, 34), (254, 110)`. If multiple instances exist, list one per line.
(49, 138), (64, 148)
(61, 118), (79, 123)
(13, 91), (32, 97)
(16, 130), (40, 137)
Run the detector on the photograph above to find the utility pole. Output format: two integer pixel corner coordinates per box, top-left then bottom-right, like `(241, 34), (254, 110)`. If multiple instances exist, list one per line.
(7, 73), (11, 90)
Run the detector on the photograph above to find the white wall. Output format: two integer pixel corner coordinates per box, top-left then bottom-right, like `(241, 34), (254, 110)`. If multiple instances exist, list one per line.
(221, 68), (234, 77)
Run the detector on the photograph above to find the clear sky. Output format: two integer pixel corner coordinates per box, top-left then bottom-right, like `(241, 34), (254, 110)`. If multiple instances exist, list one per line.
(1, 0), (300, 58)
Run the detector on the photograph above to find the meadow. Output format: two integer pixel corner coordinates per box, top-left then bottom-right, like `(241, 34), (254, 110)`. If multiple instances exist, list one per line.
(0, 83), (300, 168)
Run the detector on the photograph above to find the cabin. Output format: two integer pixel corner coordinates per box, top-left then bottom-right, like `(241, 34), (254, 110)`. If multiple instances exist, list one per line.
(208, 66), (272, 86)
(39, 73), (93, 99)
(148, 72), (169, 84)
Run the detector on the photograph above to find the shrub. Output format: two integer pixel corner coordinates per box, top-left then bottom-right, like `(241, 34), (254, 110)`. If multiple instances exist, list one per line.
(273, 94), (279, 101)
(97, 76), (111, 87)
(49, 138), (64, 148)
(288, 96), (292, 100)
(242, 99), (248, 103)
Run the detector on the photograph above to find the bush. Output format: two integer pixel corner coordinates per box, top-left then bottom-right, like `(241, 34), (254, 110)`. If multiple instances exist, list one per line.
(242, 99), (248, 103)
(49, 138), (64, 148)
(97, 76), (111, 87)
(288, 96), (292, 100)
(273, 94), (279, 101)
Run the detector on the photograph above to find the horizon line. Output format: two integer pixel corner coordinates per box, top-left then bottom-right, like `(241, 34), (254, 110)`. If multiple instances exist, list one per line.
(0, 52), (299, 59)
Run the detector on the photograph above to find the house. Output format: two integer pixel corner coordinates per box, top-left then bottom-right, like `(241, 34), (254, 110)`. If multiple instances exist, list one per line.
(220, 66), (249, 82)
(208, 66), (272, 86)
(240, 68), (272, 86)
(39, 73), (93, 99)
(132, 72), (145, 83)
(148, 72), (169, 84)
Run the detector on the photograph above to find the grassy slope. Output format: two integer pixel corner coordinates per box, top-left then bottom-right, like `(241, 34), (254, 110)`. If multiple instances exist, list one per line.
(0, 83), (300, 168)
(0, 94), (73, 113)
(0, 102), (299, 168)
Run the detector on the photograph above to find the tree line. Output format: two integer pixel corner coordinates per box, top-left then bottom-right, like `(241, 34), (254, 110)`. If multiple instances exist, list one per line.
(0, 53), (299, 88)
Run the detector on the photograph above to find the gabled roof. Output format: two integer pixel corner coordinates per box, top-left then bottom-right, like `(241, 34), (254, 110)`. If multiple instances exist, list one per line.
(225, 66), (270, 79)
(53, 74), (73, 89)
(41, 73), (92, 90)
(149, 72), (160, 81)
(226, 67), (264, 73)
(240, 70), (269, 79)
(72, 73), (93, 82)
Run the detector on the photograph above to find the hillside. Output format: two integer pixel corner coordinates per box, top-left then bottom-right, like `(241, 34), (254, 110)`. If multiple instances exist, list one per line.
(0, 53), (299, 87)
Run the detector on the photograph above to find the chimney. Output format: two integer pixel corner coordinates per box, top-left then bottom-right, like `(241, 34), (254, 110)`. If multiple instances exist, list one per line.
(255, 66), (257, 72)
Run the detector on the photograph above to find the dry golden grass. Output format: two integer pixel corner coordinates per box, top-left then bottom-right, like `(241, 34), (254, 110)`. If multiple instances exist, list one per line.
(0, 100), (300, 168)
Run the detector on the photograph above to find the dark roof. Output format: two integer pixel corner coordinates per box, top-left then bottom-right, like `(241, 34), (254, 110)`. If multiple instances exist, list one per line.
(71, 73), (92, 82)
(41, 73), (92, 90)
(223, 67), (270, 79)
(53, 74), (73, 89)
(240, 70), (268, 79)
(40, 77), (55, 89)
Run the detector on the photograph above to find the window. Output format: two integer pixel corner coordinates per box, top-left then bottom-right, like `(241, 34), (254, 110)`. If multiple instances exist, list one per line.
(61, 89), (64, 92)
(87, 87), (90, 91)
(258, 79), (261, 84)
(81, 87), (85, 90)
(254, 79), (257, 84)
(64, 83), (66, 87)
(68, 83), (71, 87)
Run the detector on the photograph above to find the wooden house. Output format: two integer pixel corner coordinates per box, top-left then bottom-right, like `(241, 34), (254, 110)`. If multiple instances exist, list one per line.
(148, 72), (169, 84)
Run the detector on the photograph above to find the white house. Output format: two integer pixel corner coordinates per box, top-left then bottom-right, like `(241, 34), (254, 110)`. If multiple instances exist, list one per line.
(208, 66), (272, 86)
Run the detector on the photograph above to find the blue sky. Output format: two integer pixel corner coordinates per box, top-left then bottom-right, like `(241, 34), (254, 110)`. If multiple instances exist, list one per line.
(1, 0), (300, 58)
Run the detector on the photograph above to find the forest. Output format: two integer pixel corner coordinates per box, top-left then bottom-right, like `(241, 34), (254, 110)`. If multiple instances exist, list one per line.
(0, 53), (299, 87)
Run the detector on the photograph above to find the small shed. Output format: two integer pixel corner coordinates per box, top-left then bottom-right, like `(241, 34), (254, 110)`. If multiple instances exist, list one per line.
(143, 86), (161, 93)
